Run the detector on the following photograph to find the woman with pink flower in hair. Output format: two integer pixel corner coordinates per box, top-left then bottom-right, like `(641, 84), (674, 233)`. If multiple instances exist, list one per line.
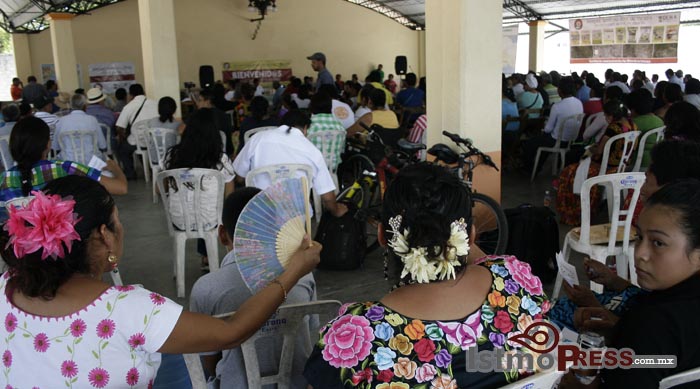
(304, 163), (551, 388)
(0, 175), (321, 388)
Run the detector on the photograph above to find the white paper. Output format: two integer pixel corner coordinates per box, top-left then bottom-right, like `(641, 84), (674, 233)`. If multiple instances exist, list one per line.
(556, 251), (579, 286)
(88, 155), (114, 177)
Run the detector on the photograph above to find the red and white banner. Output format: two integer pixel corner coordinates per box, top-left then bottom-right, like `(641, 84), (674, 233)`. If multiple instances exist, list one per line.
(88, 62), (136, 94)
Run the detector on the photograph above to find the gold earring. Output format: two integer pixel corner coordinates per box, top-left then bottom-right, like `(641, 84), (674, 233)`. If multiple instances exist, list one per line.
(107, 253), (118, 270)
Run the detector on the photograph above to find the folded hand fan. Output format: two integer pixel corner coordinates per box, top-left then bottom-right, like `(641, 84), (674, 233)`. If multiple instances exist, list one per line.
(234, 177), (312, 293)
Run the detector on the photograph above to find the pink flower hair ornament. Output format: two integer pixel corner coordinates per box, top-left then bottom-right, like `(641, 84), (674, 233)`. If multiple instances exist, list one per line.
(4, 191), (82, 260)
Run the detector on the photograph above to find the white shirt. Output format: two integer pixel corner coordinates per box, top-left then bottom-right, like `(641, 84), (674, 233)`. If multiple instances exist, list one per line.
(254, 85), (264, 96)
(332, 99), (354, 129)
(644, 80), (655, 94)
(167, 154), (236, 231)
(34, 111), (59, 128)
(354, 106), (371, 122)
(512, 83), (525, 97)
(233, 125), (336, 196)
(608, 81), (631, 94)
(684, 94), (700, 110)
(224, 90), (235, 101)
(116, 95), (158, 130)
(291, 94), (310, 109)
(53, 110), (107, 164)
(544, 96), (583, 142)
(669, 75), (684, 91)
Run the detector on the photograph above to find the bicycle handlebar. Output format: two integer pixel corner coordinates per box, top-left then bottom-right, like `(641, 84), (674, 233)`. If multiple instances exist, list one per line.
(442, 131), (499, 172)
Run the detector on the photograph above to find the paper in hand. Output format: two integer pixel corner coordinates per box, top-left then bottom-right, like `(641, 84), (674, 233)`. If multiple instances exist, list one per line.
(556, 251), (579, 286)
(88, 155), (114, 177)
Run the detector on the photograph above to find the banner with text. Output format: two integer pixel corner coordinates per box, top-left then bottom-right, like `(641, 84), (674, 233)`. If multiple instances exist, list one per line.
(222, 60), (293, 84)
(88, 62), (136, 94)
(569, 12), (680, 64)
(502, 25), (519, 74)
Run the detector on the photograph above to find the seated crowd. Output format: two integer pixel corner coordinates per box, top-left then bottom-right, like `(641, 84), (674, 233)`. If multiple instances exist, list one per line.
(0, 59), (699, 389)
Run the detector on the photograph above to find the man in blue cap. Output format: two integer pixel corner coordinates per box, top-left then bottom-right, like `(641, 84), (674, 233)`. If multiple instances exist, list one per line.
(307, 52), (335, 92)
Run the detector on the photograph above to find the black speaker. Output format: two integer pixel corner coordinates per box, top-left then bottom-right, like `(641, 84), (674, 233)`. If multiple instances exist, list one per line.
(395, 56), (407, 75)
(199, 65), (214, 88)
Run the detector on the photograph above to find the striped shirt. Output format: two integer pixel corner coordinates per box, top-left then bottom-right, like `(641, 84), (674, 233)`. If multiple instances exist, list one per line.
(307, 114), (346, 171)
(0, 159), (102, 202)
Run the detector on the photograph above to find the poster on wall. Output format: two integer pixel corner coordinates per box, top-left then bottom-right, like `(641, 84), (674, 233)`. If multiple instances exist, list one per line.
(40, 64), (83, 88)
(569, 12), (680, 64)
(502, 25), (519, 74)
(222, 60), (293, 86)
(88, 62), (136, 94)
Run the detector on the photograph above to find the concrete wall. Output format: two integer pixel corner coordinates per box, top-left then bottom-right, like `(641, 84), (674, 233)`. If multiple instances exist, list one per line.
(20, 0), (421, 93)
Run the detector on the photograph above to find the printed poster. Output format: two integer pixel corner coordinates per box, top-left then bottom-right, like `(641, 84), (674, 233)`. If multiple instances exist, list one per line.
(569, 12), (680, 64)
(41, 63), (83, 88)
(88, 62), (136, 94)
(222, 60), (293, 87)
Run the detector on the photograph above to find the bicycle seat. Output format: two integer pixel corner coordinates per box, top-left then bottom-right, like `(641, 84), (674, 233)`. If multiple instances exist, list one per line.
(427, 143), (460, 164)
(397, 138), (426, 152)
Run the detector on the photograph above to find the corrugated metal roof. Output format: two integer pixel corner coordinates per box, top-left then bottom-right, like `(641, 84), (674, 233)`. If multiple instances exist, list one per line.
(0, 0), (123, 33)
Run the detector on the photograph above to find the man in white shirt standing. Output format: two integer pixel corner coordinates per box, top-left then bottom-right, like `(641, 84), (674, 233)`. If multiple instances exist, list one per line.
(115, 83), (158, 179)
(666, 68), (684, 90)
(522, 76), (583, 174)
(53, 94), (107, 164)
(233, 110), (347, 218)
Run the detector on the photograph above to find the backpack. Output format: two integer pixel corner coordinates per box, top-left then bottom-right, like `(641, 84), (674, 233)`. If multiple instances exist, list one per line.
(314, 209), (366, 270)
(504, 204), (559, 282)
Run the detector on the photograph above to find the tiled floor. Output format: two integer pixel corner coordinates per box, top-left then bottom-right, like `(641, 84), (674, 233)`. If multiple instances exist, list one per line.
(114, 155), (582, 309)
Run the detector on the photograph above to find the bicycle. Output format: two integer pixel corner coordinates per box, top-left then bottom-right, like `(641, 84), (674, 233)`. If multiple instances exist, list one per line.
(336, 123), (425, 254)
(427, 131), (509, 255)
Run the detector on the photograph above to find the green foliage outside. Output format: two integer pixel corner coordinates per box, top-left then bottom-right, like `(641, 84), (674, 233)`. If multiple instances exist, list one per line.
(0, 29), (11, 54)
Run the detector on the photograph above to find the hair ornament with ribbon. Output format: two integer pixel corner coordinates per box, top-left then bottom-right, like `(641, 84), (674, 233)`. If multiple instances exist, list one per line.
(387, 215), (470, 283)
(4, 191), (82, 260)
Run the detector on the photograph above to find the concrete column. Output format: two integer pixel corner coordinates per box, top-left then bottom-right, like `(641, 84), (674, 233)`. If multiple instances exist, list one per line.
(425, 0), (502, 202)
(417, 30), (426, 77)
(47, 13), (80, 92)
(138, 0), (181, 114)
(528, 20), (548, 72)
(11, 34), (32, 81)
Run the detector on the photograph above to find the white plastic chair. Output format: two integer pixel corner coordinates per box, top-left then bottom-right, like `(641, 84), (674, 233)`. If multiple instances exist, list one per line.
(243, 126), (277, 143)
(531, 113), (585, 181)
(147, 128), (178, 204)
(56, 129), (100, 165)
(497, 369), (565, 389)
(553, 172), (645, 297)
(598, 131), (640, 175)
(157, 168), (224, 298)
(245, 164), (322, 223)
(307, 129), (346, 191)
(632, 126), (665, 172)
(99, 123), (114, 158)
(131, 120), (151, 182)
(183, 300), (342, 389)
(659, 366), (700, 389)
(0, 135), (14, 170)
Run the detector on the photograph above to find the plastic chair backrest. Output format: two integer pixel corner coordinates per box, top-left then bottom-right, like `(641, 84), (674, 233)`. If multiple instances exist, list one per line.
(219, 130), (226, 150)
(579, 173), (645, 254)
(156, 168), (225, 236)
(244, 126), (277, 143)
(245, 164), (313, 193)
(553, 113), (585, 147)
(57, 129), (99, 165)
(584, 112), (600, 129)
(599, 131), (640, 175)
(307, 129), (346, 173)
(148, 128), (178, 168)
(99, 123), (112, 154)
(132, 120), (151, 150)
(183, 300), (341, 389)
(659, 366), (700, 389)
(0, 135), (14, 170)
(632, 126), (665, 172)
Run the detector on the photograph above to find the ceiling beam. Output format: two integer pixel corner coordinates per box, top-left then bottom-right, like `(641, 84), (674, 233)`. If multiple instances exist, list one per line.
(503, 0), (543, 22)
(503, 1), (700, 20)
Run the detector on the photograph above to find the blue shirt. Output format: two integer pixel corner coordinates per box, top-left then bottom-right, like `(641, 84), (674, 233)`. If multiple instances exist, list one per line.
(577, 85), (591, 103)
(86, 104), (116, 132)
(396, 87), (425, 108)
(502, 99), (520, 132)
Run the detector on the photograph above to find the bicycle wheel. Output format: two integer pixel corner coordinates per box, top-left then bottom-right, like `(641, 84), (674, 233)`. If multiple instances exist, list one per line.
(337, 154), (375, 192)
(336, 179), (380, 255)
(471, 193), (509, 255)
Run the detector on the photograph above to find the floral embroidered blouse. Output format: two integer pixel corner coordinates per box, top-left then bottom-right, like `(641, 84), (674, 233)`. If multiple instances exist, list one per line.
(303, 256), (551, 389)
(0, 273), (183, 388)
